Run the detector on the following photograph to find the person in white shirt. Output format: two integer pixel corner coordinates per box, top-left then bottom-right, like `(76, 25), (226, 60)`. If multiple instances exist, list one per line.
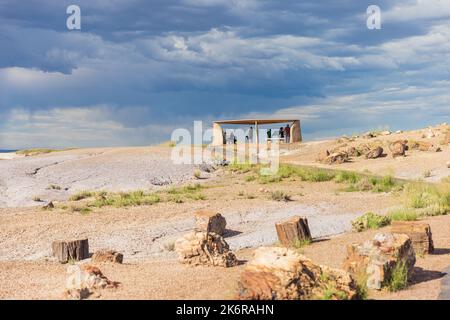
(248, 126), (254, 143)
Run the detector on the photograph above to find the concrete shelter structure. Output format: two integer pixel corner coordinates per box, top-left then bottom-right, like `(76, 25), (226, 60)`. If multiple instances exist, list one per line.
(212, 119), (302, 146)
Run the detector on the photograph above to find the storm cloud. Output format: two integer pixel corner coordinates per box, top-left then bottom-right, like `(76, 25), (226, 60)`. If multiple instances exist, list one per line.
(0, 0), (449, 148)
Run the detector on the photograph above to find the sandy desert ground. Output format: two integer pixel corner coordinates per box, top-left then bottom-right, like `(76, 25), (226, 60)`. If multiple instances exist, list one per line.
(0, 124), (449, 300)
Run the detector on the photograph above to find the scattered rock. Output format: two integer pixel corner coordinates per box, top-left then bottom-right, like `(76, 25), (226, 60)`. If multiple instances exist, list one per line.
(362, 132), (375, 139)
(390, 221), (434, 256)
(337, 136), (354, 143)
(65, 264), (119, 300)
(444, 131), (450, 145)
(412, 141), (441, 152)
(343, 233), (416, 290)
(213, 159), (230, 167)
(395, 130), (403, 134)
(380, 130), (391, 136)
(390, 140), (408, 158)
(42, 201), (55, 210)
(174, 231), (237, 267)
(198, 163), (216, 173)
(149, 177), (172, 186)
(345, 147), (361, 157)
(365, 146), (383, 159)
(91, 250), (124, 264)
(447, 161), (450, 168)
(355, 143), (371, 155)
(237, 247), (358, 300)
(426, 128), (435, 138)
(315, 150), (330, 162)
(194, 211), (226, 235)
(322, 152), (349, 165)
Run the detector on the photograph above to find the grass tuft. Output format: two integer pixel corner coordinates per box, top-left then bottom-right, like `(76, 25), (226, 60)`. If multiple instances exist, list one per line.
(270, 191), (292, 202)
(387, 208), (418, 221)
(69, 191), (93, 201)
(292, 238), (311, 249)
(386, 260), (409, 292)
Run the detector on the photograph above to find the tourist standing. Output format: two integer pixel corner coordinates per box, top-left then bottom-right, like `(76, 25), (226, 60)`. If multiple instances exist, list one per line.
(248, 126), (254, 143)
(284, 124), (290, 143)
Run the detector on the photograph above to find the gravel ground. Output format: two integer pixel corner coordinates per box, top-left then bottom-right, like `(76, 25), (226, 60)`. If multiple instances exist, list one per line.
(0, 202), (363, 262)
(1, 214), (448, 300)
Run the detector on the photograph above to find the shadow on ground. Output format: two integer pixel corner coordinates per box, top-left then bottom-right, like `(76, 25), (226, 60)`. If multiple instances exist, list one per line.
(410, 267), (446, 285)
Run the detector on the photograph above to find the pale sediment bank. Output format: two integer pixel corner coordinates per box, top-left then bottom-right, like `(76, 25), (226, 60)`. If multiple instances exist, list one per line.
(0, 147), (199, 208)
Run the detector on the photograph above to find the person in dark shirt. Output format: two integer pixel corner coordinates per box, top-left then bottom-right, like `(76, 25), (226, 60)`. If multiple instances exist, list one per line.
(284, 124), (290, 143)
(279, 127), (284, 140)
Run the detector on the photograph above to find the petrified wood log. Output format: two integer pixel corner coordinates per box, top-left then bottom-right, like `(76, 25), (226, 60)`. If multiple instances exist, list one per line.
(390, 221), (434, 255)
(52, 239), (89, 263)
(275, 216), (312, 247)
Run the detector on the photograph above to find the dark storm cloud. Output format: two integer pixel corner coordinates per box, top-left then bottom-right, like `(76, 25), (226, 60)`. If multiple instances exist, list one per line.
(0, 0), (449, 148)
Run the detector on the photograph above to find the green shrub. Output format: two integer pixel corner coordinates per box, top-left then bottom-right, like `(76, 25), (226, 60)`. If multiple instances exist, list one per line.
(317, 273), (350, 300)
(258, 175), (283, 184)
(182, 183), (203, 192)
(371, 175), (396, 193)
(344, 175), (400, 193)
(405, 183), (449, 215)
(245, 175), (256, 182)
(70, 205), (92, 214)
(335, 171), (361, 184)
(227, 162), (256, 174)
(88, 190), (160, 208)
(351, 212), (391, 232)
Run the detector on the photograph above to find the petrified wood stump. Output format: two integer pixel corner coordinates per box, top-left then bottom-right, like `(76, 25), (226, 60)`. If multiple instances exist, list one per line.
(194, 210), (226, 235)
(390, 221), (434, 255)
(52, 239), (89, 263)
(275, 216), (312, 247)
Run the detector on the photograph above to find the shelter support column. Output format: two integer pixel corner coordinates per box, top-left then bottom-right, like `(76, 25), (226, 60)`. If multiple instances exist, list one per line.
(212, 122), (224, 146)
(290, 120), (302, 143)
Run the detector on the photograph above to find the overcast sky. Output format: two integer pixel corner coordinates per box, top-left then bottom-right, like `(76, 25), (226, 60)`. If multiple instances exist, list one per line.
(0, 0), (449, 148)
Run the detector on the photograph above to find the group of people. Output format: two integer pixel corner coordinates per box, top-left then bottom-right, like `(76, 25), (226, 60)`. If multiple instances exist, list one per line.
(222, 124), (291, 144)
(267, 124), (290, 143)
